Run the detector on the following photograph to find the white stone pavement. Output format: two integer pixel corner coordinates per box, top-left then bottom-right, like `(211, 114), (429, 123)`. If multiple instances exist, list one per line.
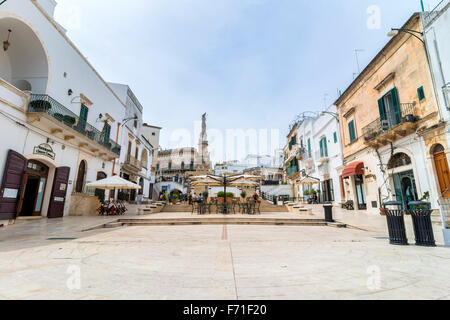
(0, 205), (449, 300)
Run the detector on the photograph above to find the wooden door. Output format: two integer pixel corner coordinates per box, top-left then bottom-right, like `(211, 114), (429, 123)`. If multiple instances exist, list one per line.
(0, 150), (27, 220)
(434, 152), (450, 198)
(47, 167), (70, 219)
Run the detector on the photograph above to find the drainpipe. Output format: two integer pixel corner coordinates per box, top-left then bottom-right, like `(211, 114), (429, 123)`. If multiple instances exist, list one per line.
(420, 0), (425, 12)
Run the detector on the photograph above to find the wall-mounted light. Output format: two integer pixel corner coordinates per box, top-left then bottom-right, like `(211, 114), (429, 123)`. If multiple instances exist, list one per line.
(68, 89), (73, 96)
(3, 29), (11, 51)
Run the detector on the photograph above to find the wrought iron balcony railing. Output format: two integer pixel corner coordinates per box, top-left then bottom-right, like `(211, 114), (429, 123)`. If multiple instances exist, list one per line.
(125, 154), (142, 170)
(28, 94), (121, 155)
(362, 102), (419, 142)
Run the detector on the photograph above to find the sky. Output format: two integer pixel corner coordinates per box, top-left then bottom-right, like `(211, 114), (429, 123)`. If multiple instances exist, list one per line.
(53, 0), (440, 165)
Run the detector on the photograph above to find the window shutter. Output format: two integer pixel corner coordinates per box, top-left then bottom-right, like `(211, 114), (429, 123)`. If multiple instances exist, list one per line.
(319, 139), (323, 158)
(378, 98), (387, 122)
(334, 132), (337, 144)
(348, 120), (356, 142)
(324, 138), (328, 157)
(307, 139), (311, 158)
(391, 87), (402, 125)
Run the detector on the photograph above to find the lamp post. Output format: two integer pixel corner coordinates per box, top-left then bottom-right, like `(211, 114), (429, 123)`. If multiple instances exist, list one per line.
(387, 28), (424, 44)
(320, 111), (339, 122)
(387, 24), (444, 122)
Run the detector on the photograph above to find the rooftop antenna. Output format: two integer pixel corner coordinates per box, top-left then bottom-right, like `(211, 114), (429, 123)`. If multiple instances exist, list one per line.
(353, 49), (365, 78)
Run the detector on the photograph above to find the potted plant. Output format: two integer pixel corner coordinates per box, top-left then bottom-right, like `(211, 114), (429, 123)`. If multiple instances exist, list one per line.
(202, 191), (209, 200)
(63, 115), (76, 127)
(54, 113), (64, 122)
(29, 99), (51, 112)
(240, 190), (247, 200)
(170, 193), (179, 204)
(217, 191), (234, 203)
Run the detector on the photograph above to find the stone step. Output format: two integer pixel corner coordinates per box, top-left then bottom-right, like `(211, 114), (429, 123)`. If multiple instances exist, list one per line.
(112, 217), (346, 228)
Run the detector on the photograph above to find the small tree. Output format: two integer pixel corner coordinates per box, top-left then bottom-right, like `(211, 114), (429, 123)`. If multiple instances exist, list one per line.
(240, 190), (247, 199)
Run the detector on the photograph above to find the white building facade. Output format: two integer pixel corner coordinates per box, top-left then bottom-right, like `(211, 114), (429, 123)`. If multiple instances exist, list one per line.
(108, 83), (154, 202)
(0, 0), (128, 225)
(294, 107), (344, 204)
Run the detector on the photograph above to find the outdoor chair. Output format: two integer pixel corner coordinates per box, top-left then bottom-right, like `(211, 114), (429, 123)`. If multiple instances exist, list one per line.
(343, 200), (354, 211)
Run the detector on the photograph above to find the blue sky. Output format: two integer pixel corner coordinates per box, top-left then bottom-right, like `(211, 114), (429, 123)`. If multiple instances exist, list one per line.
(54, 0), (439, 164)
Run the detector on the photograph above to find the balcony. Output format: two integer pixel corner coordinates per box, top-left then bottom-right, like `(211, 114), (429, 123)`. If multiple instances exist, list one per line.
(286, 166), (300, 179)
(123, 154), (142, 173)
(314, 150), (329, 166)
(27, 94), (121, 159)
(362, 102), (420, 148)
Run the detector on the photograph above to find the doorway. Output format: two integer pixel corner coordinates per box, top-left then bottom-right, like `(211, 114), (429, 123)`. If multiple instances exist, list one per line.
(393, 170), (418, 209)
(433, 144), (450, 198)
(354, 175), (367, 210)
(18, 160), (49, 217)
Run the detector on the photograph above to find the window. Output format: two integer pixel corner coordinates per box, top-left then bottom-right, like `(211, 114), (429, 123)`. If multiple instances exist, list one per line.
(79, 104), (89, 131)
(348, 120), (356, 143)
(152, 132), (156, 136)
(156, 163), (160, 171)
(333, 132), (338, 144)
(417, 86), (425, 101)
(319, 137), (328, 158)
(168, 161), (172, 170)
(181, 162), (185, 170)
(102, 122), (111, 145)
(127, 141), (132, 155)
(388, 153), (412, 169)
(289, 135), (297, 150)
(378, 87), (401, 128)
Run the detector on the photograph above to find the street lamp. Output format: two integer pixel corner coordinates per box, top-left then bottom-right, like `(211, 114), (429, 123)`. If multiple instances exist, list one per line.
(320, 111), (339, 122)
(387, 28), (424, 45)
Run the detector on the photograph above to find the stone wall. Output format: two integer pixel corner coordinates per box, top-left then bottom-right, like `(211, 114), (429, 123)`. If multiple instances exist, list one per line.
(69, 193), (101, 216)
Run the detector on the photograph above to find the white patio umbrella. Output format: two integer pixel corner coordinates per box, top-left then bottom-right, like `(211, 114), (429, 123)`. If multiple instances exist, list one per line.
(298, 176), (320, 185)
(86, 175), (141, 190)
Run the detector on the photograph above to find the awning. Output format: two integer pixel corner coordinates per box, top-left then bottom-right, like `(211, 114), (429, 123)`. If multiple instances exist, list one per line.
(342, 162), (364, 179)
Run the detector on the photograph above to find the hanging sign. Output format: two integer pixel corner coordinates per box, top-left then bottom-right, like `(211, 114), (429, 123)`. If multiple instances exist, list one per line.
(33, 143), (55, 160)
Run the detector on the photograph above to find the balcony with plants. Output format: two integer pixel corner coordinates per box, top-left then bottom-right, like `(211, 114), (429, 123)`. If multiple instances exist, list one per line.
(27, 94), (121, 157)
(362, 102), (419, 148)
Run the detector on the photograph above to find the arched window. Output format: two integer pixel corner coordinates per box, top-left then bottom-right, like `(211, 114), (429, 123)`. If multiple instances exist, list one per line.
(190, 161), (194, 170)
(168, 161), (172, 171)
(432, 144), (445, 155)
(388, 153), (412, 169)
(156, 163), (160, 171)
(75, 160), (87, 193)
(181, 161), (185, 170)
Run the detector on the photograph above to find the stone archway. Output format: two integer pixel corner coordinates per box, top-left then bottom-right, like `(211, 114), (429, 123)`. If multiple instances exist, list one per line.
(0, 17), (49, 94)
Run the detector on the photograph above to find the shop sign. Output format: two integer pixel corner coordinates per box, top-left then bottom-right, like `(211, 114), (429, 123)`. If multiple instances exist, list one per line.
(33, 143), (55, 160)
